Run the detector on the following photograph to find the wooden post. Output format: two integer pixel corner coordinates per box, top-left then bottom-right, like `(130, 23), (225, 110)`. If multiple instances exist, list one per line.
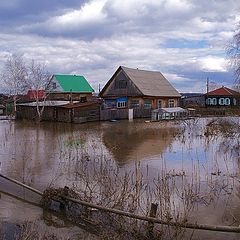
(60, 186), (69, 211)
(147, 203), (158, 238)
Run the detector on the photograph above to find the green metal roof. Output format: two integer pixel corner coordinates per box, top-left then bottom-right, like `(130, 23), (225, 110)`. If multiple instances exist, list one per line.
(54, 75), (94, 93)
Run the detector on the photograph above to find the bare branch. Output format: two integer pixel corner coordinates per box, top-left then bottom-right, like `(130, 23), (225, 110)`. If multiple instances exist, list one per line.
(227, 23), (240, 83)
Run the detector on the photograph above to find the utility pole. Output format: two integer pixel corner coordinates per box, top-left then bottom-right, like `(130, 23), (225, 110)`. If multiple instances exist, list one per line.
(206, 77), (209, 94)
(206, 77), (209, 108)
(98, 84), (101, 94)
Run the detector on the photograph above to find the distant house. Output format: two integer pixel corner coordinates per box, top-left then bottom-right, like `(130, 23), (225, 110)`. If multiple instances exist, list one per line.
(26, 90), (45, 101)
(48, 74), (94, 102)
(99, 66), (181, 110)
(205, 86), (240, 107)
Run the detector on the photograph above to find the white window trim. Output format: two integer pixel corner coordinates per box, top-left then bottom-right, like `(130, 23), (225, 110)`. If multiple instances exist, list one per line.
(168, 99), (175, 108)
(225, 98), (230, 105)
(219, 98), (225, 105)
(117, 101), (127, 108)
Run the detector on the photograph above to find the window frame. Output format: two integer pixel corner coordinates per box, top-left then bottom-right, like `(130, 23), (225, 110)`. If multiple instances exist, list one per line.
(117, 101), (127, 108)
(144, 100), (152, 109)
(130, 99), (140, 109)
(168, 99), (175, 108)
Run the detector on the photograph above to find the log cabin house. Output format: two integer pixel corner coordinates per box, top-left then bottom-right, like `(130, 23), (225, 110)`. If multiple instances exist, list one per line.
(99, 66), (181, 112)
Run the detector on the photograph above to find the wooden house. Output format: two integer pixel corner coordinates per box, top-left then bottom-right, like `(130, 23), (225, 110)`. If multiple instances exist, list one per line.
(205, 86), (240, 107)
(47, 74), (94, 102)
(16, 100), (101, 123)
(99, 66), (181, 111)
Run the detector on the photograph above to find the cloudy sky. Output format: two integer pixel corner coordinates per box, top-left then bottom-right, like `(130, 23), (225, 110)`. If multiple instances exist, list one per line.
(0, 0), (239, 93)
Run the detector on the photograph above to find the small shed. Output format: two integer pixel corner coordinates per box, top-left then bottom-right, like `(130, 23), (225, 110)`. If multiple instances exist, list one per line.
(152, 107), (188, 121)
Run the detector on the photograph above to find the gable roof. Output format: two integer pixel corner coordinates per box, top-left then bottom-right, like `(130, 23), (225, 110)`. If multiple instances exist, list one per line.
(206, 86), (240, 96)
(54, 75), (94, 93)
(100, 66), (181, 97)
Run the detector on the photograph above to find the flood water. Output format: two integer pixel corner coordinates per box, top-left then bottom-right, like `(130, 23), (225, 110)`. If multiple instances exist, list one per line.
(0, 117), (240, 239)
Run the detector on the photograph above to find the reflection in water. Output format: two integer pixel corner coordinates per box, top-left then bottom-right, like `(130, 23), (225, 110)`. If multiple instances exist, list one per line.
(0, 118), (240, 239)
(102, 121), (180, 165)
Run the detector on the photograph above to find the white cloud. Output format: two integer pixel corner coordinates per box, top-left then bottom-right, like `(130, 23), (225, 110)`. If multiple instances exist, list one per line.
(198, 56), (227, 72)
(19, 0), (108, 34)
(164, 0), (193, 14)
(51, 0), (107, 28)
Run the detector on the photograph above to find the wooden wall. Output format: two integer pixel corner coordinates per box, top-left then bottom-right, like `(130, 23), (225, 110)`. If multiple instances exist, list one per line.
(102, 70), (142, 97)
(17, 104), (100, 123)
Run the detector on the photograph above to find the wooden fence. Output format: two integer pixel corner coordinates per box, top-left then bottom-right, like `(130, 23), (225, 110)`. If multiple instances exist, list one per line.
(1, 173), (240, 234)
(100, 108), (152, 121)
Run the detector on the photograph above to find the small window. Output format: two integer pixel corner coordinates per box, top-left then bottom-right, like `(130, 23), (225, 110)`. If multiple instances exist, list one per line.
(157, 100), (162, 108)
(117, 101), (127, 108)
(219, 98), (225, 105)
(225, 98), (230, 105)
(130, 100), (140, 108)
(80, 97), (87, 103)
(144, 100), (152, 109)
(207, 98), (217, 105)
(212, 98), (217, 105)
(168, 99), (175, 108)
(105, 100), (117, 109)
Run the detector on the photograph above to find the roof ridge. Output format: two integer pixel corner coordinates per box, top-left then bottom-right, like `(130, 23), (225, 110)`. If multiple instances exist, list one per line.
(121, 66), (161, 74)
(222, 86), (232, 94)
(54, 74), (84, 77)
(224, 86), (235, 95)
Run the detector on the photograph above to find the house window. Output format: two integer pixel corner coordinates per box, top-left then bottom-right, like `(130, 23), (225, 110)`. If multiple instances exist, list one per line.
(207, 98), (217, 105)
(233, 98), (236, 105)
(117, 101), (127, 108)
(144, 100), (152, 109)
(219, 98), (225, 105)
(212, 98), (217, 105)
(80, 97), (87, 103)
(168, 99), (175, 108)
(130, 100), (140, 108)
(157, 100), (162, 109)
(225, 98), (230, 105)
(105, 99), (117, 109)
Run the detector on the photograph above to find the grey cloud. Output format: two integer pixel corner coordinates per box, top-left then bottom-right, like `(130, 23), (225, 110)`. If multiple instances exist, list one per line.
(0, 0), (239, 93)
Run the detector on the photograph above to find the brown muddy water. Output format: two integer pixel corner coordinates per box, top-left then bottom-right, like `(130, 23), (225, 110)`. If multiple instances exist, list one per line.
(0, 117), (240, 239)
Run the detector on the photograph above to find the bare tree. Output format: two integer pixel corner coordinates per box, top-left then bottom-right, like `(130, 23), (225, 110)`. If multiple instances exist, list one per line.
(227, 24), (240, 83)
(1, 54), (53, 121)
(27, 60), (52, 121)
(1, 54), (28, 114)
